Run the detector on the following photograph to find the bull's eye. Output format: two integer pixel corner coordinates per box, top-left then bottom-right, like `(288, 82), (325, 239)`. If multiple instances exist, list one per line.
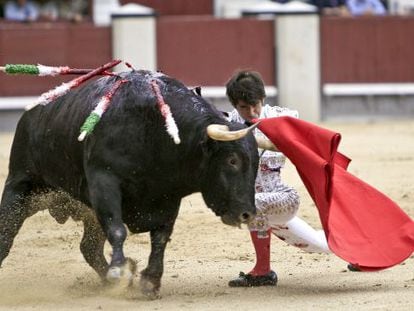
(227, 155), (240, 169)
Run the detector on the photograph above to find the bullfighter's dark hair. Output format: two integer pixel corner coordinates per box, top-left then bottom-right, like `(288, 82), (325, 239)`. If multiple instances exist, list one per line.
(225, 70), (266, 107)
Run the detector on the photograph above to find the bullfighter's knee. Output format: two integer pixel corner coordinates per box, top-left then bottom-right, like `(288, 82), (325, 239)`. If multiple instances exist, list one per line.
(257, 188), (300, 226)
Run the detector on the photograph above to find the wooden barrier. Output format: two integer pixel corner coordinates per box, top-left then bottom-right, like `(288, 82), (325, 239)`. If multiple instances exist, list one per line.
(321, 16), (414, 83)
(2, 16), (414, 97)
(156, 16), (275, 86)
(0, 22), (111, 96)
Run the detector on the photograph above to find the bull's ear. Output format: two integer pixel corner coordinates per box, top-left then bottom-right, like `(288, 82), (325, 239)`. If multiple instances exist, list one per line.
(199, 135), (215, 171)
(221, 111), (229, 118)
(191, 86), (202, 96)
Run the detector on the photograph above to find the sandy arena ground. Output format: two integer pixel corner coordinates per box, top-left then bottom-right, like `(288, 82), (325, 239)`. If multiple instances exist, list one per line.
(0, 120), (413, 310)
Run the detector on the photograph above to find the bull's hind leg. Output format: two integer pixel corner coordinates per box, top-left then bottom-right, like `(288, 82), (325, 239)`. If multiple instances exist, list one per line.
(86, 170), (134, 285)
(80, 213), (109, 280)
(0, 176), (32, 267)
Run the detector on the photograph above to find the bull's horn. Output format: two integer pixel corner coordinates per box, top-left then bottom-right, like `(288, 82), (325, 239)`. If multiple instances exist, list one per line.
(206, 122), (259, 141)
(255, 136), (278, 151)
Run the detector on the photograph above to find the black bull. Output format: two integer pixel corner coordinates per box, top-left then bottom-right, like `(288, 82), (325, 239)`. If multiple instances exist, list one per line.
(0, 70), (259, 298)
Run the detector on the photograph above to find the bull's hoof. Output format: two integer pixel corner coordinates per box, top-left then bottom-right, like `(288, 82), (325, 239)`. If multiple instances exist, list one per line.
(106, 258), (137, 287)
(139, 277), (161, 300)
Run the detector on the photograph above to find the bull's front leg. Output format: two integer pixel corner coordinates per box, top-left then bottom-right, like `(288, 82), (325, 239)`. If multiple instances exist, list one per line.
(140, 224), (175, 299)
(86, 170), (135, 285)
(140, 203), (179, 299)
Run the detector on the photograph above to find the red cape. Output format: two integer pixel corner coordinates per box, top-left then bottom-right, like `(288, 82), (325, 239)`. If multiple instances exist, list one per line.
(256, 116), (414, 271)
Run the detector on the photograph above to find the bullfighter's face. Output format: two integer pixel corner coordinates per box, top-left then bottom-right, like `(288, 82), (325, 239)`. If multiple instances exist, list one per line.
(235, 100), (263, 123)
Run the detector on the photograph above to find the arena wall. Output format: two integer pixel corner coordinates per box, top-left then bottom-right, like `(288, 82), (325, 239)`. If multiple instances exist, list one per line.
(1, 15), (414, 126)
(0, 22), (111, 96)
(156, 16), (275, 86)
(2, 16), (414, 94)
(321, 16), (414, 83)
(119, 0), (213, 16)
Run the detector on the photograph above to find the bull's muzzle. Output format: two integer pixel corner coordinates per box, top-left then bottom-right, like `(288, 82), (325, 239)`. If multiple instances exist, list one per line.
(221, 211), (255, 227)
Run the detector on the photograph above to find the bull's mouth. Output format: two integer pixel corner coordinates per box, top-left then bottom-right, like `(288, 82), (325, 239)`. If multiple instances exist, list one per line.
(220, 215), (242, 227)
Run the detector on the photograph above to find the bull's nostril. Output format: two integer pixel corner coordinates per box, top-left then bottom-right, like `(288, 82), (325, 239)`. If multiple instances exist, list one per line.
(240, 212), (253, 223)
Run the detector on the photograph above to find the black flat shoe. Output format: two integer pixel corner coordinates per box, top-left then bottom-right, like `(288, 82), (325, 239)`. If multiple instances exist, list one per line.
(228, 271), (278, 287)
(347, 263), (361, 272)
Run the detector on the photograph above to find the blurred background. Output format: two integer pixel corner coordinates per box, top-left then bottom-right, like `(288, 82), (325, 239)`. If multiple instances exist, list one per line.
(1, 0), (414, 130)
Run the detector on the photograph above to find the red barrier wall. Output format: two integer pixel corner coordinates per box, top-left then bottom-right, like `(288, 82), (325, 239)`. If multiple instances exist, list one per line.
(0, 22), (111, 96)
(120, 0), (213, 16)
(157, 16), (275, 86)
(2, 16), (414, 97)
(321, 16), (414, 83)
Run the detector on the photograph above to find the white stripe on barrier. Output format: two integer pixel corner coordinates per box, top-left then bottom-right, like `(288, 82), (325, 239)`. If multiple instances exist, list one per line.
(194, 86), (278, 98)
(0, 97), (38, 110)
(324, 83), (414, 96)
(2, 83), (414, 111)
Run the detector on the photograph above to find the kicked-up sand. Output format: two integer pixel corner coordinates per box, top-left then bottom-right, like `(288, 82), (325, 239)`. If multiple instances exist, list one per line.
(0, 120), (413, 311)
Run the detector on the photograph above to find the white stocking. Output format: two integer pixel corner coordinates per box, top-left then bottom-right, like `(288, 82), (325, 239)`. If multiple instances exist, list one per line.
(271, 216), (330, 254)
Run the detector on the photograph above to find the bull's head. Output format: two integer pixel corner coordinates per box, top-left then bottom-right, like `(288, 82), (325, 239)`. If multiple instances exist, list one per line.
(199, 122), (265, 227)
